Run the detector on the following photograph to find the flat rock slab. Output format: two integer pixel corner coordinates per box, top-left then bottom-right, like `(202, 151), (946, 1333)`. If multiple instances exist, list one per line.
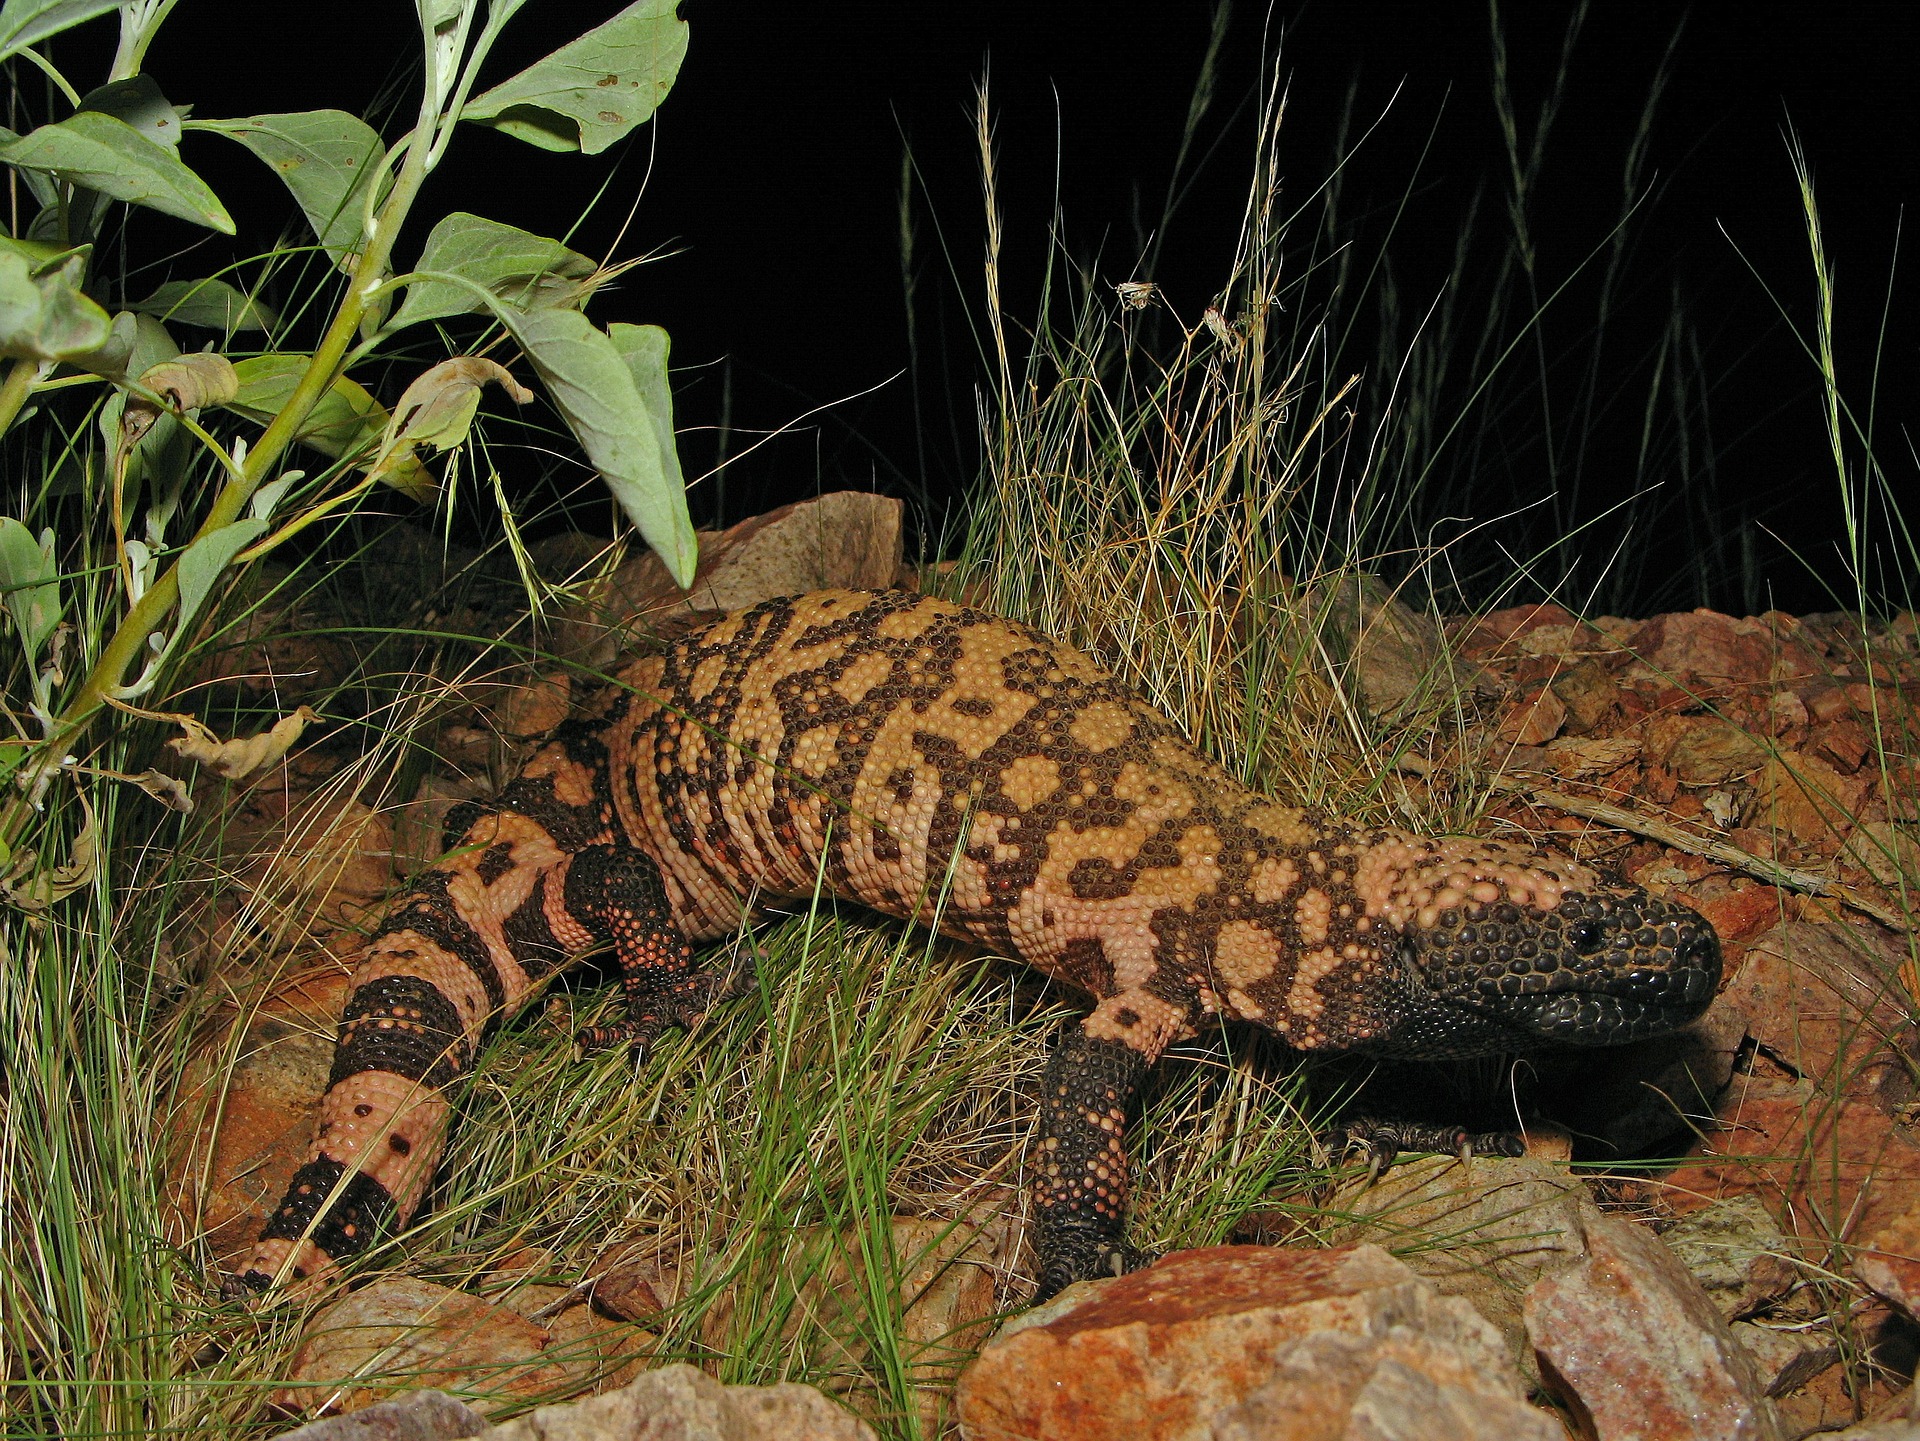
(1322, 1153), (1598, 1371)
(955, 1244), (1549, 1441)
(270, 1389), (485, 1441)
(550, 491), (905, 665)
(485, 1362), (875, 1441)
(1525, 1212), (1782, 1441)
(277, 1277), (587, 1417)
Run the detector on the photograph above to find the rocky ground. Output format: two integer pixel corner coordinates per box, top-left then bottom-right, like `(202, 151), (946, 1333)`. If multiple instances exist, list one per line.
(158, 494), (1920, 1439)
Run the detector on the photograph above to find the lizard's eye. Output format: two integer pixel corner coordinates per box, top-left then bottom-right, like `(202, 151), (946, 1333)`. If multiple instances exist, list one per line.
(1568, 920), (1603, 955)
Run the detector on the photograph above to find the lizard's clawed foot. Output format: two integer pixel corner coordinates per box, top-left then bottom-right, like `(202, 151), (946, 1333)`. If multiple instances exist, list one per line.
(574, 960), (756, 1059)
(1330, 1117), (1528, 1179)
(1029, 1229), (1155, 1306)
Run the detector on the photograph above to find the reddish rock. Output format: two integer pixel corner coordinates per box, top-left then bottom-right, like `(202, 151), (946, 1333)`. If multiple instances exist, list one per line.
(1855, 1204), (1920, 1321)
(955, 1244), (1544, 1441)
(1628, 609), (1822, 693)
(1839, 820), (1920, 890)
(1525, 1212), (1782, 1440)
(1813, 717), (1875, 773)
(1315, 573), (1453, 719)
(1660, 1196), (1799, 1321)
(268, 1389), (485, 1441)
(1753, 752), (1869, 852)
(1455, 603), (1580, 660)
(165, 964), (355, 1268)
(1714, 922), (1913, 1102)
(551, 491), (904, 664)
(1497, 685), (1568, 745)
(1322, 1155), (1598, 1369)
(1206, 1327), (1561, 1440)
(1549, 657), (1624, 734)
(1681, 884), (1788, 955)
(1653, 716), (1769, 786)
(1661, 1076), (1920, 1254)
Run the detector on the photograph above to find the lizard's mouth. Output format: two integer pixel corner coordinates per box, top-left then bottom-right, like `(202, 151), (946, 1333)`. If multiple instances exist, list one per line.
(1370, 888), (1723, 1057)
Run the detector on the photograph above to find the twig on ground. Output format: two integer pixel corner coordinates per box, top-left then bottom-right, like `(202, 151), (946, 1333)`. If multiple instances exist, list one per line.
(1394, 754), (1907, 932)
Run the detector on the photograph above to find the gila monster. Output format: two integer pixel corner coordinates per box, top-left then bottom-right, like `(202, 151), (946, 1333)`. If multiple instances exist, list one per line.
(240, 588), (1721, 1302)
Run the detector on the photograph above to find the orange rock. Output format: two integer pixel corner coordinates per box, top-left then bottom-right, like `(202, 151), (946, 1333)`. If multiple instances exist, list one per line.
(164, 964), (354, 1268)
(1455, 603), (1580, 661)
(276, 1277), (582, 1417)
(1628, 609), (1821, 693)
(1711, 922), (1913, 1100)
(955, 1244), (1548, 1441)
(1656, 717), (1769, 786)
(552, 491), (904, 665)
(1857, 1205), (1920, 1321)
(1682, 884), (1789, 954)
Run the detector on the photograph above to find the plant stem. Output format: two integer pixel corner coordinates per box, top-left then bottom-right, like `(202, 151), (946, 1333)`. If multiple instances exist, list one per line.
(0, 357), (39, 439)
(0, 94), (442, 851)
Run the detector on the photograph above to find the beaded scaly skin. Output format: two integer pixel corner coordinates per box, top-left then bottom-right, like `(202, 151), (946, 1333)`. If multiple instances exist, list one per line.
(242, 589), (1721, 1300)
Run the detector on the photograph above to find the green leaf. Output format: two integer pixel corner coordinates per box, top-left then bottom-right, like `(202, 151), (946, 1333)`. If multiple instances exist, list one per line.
(176, 517), (268, 641)
(76, 76), (183, 150)
(224, 354), (432, 499)
(130, 278), (276, 330)
(0, 0), (117, 62)
(0, 111), (234, 233)
(390, 211), (596, 330)
(505, 307), (695, 586)
(608, 320), (686, 537)
(194, 111), (384, 267)
(0, 516), (61, 660)
(0, 248), (111, 360)
(462, 0), (687, 156)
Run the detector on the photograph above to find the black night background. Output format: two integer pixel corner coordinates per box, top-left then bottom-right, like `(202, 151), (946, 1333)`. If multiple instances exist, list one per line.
(66, 1), (1920, 614)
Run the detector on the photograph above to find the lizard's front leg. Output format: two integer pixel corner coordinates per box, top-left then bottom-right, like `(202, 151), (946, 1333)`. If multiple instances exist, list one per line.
(1028, 1014), (1156, 1304)
(554, 842), (730, 1056)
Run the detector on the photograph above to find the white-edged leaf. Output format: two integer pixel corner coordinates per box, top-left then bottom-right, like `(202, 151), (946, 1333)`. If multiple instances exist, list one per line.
(391, 211), (596, 330)
(0, 111), (234, 232)
(194, 111), (384, 267)
(506, 307), (695, 586)
(0, 0), (117, 62)
(0, 516), (61, 659)
(0, 248), (111, 360)
(130, 278), (275, 330)
(223, 354), (432, 499)
(462, 0), (687, 155)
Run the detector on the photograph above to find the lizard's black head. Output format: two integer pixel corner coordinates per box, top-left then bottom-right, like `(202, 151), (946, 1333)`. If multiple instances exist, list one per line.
(1365, 880), (1722, 1058)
